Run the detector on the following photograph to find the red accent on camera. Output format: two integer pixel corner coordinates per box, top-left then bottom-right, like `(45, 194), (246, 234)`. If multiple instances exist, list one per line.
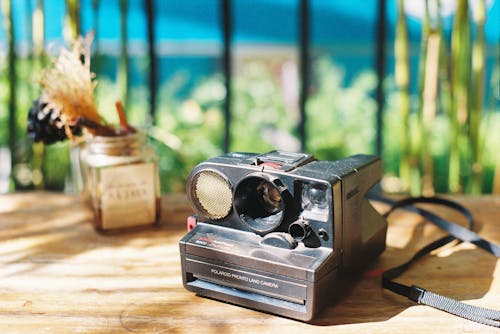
(363, 268), (386, 278)
(187, 215), (198, 231)
(261, 161), (282, 169)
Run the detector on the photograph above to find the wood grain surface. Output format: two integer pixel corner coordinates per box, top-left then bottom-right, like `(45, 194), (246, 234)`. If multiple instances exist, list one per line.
(0, 192), (498, 333)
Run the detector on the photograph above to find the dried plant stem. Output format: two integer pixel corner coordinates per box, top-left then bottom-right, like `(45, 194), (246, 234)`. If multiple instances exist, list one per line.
(115, 101), (135, 134)
(75, 117), (116, 136)
(115, 101), (128, 129)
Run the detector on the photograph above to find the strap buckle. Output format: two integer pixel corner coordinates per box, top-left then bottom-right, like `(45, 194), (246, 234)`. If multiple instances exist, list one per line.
(408, 285), (426, 303)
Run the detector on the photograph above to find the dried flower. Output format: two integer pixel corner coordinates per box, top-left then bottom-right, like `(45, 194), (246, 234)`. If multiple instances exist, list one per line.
(28, 33), (135, 144)
(40, 33), (102, 136)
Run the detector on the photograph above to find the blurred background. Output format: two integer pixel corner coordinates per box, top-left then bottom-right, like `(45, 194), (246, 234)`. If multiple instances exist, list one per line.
(0, 0), (499, 195)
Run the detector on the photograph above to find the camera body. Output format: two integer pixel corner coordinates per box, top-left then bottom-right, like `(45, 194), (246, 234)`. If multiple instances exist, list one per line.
(179, 151), (387, 321)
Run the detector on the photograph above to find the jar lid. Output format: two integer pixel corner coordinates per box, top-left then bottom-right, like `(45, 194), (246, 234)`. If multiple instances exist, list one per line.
(86, 131), (146, 156)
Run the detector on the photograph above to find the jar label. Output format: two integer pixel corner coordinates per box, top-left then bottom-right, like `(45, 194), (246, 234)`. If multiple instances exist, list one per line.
(100, 162), (156, 229)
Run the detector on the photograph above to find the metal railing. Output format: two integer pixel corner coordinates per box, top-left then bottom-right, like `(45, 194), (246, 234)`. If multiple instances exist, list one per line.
(217, 0), (386, 153)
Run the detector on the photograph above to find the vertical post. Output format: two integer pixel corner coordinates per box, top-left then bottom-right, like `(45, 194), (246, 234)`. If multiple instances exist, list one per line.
(33, 0), (45, 66)
(375, 0), (386, 157)
(221, 0), (232, 153)
(469, 0), (486, 193)
(449, 0), (470, 193)
(2, 0), (17, 171)
(298, 0), (309, 152)
(65, 0), (81, 41)
(395, 0), (411, 191)
(92, 0), (100, 74)
(26, 0), (33, 90)
(118, 0), (129, 110)
(32, 0), (47, 190)
(145, 0), (157, 122)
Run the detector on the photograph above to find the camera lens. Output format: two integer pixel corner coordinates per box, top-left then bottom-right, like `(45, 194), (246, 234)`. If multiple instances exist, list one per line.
(234, 175), (285, 234)
(289, 219), (311, 241)
(189, 170), (232, 220)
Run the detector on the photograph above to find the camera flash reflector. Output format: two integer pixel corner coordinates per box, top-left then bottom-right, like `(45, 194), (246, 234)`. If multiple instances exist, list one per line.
(190, 170), (232, 220)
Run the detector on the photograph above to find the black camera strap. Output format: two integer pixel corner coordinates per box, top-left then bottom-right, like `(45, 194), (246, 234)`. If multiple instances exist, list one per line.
(378, 196), (500, 328)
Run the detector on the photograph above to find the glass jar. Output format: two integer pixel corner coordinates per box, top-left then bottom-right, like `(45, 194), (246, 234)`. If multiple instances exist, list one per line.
(82, 131), (161, 232)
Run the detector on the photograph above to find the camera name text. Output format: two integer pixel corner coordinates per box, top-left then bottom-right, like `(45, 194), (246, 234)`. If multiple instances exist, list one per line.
(210, 268), (279, 289)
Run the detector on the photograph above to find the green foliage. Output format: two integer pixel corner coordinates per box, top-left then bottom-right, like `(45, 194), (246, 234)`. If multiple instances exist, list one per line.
(42, 142), (71, 190)
(383, 68), (500, 194)
(389, 0), (499, 195)
(0, 56), (46, 189)
(2, 52), (499, 194)
(394, 0), (413, 193)
(231, 60), (298, 152)
(0, 58), (8, 145)
(151, 73), (225, 192)
(306, 59), (377, 161)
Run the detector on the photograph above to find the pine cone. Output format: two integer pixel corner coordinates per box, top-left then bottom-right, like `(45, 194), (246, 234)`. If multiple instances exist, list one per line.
(27, 98), (82, 144)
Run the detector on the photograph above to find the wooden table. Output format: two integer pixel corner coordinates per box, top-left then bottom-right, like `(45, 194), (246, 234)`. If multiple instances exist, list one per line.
(0, 192), (498, 333)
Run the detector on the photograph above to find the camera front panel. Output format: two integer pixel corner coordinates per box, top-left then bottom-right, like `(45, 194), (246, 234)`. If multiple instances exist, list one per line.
(186, 159), (337, 250)
(181, 152), (386, 321)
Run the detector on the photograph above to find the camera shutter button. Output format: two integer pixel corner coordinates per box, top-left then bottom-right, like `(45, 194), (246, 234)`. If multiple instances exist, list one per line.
(260, 232), (298, 249)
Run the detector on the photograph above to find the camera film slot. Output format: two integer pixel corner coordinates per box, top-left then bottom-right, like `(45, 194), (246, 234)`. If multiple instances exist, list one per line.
(185, 258), (307, 304)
